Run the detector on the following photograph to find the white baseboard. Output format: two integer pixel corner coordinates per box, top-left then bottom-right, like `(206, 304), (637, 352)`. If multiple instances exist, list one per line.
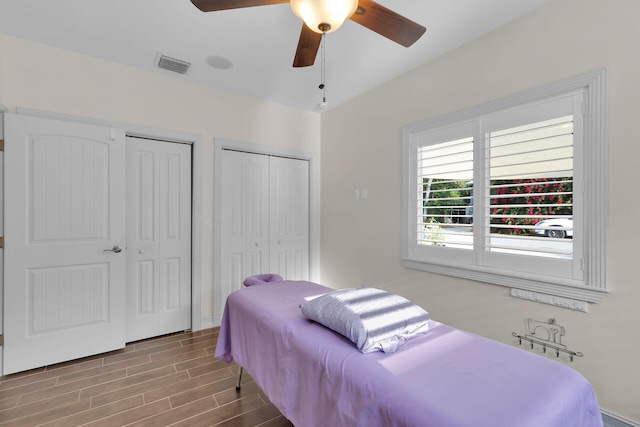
(200, 316), (216, 330)
(602, 409), (640, 427)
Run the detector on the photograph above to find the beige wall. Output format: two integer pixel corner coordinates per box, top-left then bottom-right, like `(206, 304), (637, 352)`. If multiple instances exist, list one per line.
(0, 35), (321, 323)
(321, 0), (639, 422)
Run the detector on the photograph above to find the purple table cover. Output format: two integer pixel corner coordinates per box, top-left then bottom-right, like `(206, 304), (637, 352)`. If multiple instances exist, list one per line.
(216, 281), (603, 427)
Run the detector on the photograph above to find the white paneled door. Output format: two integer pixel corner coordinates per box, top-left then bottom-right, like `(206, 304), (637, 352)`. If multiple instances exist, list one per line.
(3, 114), (126, 375)
(125, 137), (192, 342)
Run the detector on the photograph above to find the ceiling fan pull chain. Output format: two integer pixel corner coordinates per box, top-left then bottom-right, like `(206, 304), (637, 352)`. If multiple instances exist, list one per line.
(319, 31), (328, 109)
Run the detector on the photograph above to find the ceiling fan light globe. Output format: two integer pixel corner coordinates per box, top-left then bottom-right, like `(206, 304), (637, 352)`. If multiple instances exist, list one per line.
(290, 0), (358, 34)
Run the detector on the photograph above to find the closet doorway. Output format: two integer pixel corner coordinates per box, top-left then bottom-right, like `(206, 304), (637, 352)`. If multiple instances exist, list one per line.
(215, 144), (310, 324)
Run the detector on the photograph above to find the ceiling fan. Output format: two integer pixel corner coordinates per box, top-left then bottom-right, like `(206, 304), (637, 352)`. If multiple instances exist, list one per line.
(190, 0), (426, 67)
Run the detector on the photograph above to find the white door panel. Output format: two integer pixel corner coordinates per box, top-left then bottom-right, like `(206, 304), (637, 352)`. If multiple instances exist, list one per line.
(125, 137), (191, 342)
(3, 113), (126, 375)
(220, 150), (269, 304)
(270, 156), (309, 280)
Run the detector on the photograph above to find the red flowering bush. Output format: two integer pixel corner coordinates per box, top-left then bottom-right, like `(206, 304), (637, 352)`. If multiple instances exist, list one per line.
(490, 177), (573, 235)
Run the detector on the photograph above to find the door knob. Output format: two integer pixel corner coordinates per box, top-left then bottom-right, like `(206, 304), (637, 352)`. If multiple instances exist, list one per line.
(103, 245), (123, 253)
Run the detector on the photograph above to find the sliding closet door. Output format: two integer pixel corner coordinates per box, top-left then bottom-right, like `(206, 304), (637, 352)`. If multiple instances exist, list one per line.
(270, 156), (309, 280)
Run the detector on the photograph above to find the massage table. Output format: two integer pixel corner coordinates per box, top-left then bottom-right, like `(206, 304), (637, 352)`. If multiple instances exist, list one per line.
(215, 279), (603, 427)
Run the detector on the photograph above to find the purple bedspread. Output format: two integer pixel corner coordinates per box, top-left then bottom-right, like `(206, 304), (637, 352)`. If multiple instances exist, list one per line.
(215, 281), (603, 427)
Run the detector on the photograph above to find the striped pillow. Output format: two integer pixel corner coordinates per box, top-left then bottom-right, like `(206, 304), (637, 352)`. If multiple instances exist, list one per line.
(300, 288), (430, 353)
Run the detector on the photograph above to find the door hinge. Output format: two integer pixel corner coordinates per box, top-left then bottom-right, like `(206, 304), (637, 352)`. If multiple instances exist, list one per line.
(0, 236), (3, 248)
(0, 139), (4, 151)
(0, 335), (3, 346)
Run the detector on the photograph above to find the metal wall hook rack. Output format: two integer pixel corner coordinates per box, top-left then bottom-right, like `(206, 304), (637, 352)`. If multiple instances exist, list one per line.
(512, 318), (583, 362)
(512, 332), (583, 361)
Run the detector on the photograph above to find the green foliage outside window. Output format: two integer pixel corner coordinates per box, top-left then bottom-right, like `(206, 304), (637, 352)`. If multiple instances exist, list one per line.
(422, 218), (445, 245)
(422, 179), (472, 224)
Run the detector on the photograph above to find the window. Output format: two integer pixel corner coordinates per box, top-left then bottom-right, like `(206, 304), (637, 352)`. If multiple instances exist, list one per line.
(402, 70), (608, 306)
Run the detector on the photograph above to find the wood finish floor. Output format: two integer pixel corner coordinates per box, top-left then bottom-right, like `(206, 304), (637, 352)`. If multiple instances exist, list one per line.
(0, 328), (293, 427)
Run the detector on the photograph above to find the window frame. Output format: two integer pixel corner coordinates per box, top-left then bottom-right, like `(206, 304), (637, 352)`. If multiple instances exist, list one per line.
(402, 70), (608, 305)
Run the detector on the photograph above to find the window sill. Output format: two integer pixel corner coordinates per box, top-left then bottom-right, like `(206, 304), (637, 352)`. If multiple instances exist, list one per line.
(402, 258), (609, 307)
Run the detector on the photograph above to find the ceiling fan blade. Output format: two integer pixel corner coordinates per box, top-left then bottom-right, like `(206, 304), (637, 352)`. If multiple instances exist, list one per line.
(349, 0), (426, 47)
(190, 0), (288, 12)
(293, 24), (322, 67)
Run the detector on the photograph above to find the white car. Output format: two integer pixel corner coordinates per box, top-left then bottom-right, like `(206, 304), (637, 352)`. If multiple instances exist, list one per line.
(534, 218), (573, 238)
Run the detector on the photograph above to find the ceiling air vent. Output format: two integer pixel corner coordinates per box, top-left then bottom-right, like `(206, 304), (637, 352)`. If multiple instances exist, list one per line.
(157, 55), (191, 74)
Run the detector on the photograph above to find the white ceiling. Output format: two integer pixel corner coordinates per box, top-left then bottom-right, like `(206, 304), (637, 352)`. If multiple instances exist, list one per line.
(0, 0), (551, 112)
